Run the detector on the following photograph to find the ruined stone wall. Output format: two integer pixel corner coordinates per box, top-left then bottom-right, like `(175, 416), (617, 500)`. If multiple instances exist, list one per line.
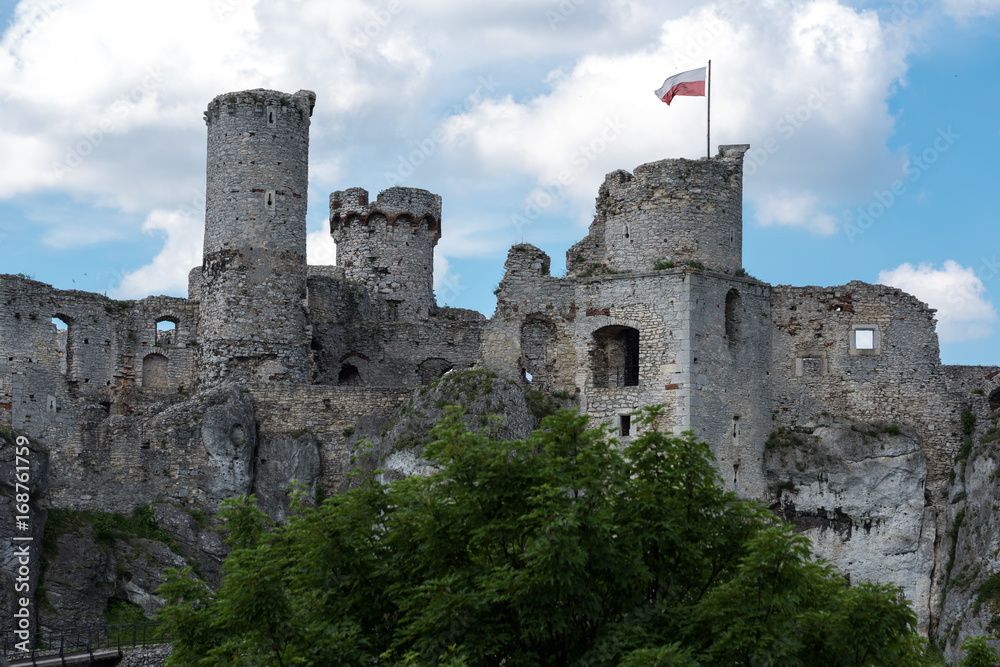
(566, 145), (748, 277)
(689, 274), (773, 498)
(246, 383), (411, 491)
(199, 88), (315, 386)
(484, 244), (696, 437)
(330, 187), (441, 320)
(306, 274), (484, 388)
(769, 281), (960, 493)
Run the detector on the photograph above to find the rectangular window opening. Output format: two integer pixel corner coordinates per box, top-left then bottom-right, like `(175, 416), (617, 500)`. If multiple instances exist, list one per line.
(855, 329), (875, 350)
(620, 414), (631, 437)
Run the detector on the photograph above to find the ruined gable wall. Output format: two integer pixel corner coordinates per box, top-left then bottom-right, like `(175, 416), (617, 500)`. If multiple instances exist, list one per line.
(483, 244), (690, 435)
(0, 275), (201, 512)
(769, 281), (959, 492)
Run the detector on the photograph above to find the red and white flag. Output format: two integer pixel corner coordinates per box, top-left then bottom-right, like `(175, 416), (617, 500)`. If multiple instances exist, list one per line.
(654, 67), (707, 105)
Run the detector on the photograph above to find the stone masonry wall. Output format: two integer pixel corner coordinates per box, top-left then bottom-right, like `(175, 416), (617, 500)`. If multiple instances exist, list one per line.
(769, 281), (959, 494)
(330, 187), (441, 320)
(689, 274), (773, 498)
(246, 383), (411, 492)
(306, 274), (484, 388)
(199, 88), (315, 386)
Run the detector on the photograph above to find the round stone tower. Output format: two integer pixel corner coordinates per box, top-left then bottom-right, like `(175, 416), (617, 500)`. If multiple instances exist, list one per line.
(570, 144), (749, 276)
(198, 88), (316, 386)
(329, 186), (441, 320)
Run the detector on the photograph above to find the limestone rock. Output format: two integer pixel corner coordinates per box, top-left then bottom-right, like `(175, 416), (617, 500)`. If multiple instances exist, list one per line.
(764, 417), (935, 633)
(341, 370), (535, 489)
(252, 433), (322, 521)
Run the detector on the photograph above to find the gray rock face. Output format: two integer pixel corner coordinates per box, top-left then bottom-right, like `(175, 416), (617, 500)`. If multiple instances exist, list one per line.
(765, 417), (935, 633)
(198, 386), (257, 502)
(342, 370), (535, 488)
(152, 503), (228, 588)
(252, 434), (322, 521)
(934, 393), (1000, 664)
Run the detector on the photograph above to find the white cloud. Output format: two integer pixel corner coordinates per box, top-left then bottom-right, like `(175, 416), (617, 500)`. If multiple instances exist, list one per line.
(877, 261), (997, 342)
(112, 209), (203, 298)
(438, 0), (908, 235)
(307, 229), (337, 265)
(755, 190), (838, 235)
(942, 0), (1000, 17)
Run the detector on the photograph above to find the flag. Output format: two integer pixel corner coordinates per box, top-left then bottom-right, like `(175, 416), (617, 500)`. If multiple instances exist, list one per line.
(654, 67), (707, 105)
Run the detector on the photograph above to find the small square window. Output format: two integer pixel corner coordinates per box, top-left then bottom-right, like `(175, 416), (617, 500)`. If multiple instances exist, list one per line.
(855, 329), (875, 350)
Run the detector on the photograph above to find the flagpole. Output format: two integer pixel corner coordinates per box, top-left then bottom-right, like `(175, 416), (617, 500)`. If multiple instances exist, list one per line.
(706, 60), (711, 158)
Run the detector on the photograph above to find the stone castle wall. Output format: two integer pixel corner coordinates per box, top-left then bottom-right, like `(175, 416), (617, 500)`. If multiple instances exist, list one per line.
(246, 383), (411, 491)
(769, 281), (959, 493)
(688, 274), (773, 498)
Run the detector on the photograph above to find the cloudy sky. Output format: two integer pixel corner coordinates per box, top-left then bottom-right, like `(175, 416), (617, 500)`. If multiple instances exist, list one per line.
(0, 0), (998, 364)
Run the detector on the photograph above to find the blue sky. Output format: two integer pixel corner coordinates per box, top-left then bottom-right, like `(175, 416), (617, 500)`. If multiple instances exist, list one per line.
(0, 0), (998, 364)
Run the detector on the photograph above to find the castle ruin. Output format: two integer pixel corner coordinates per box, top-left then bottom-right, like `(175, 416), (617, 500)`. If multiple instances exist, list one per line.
(2, 88), (998, 642)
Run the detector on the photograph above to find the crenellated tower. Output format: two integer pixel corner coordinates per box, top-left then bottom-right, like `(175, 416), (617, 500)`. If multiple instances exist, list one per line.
(567, 144), (749, 276)
(329, 186), (441, 320)
(197, 88), (316, 386)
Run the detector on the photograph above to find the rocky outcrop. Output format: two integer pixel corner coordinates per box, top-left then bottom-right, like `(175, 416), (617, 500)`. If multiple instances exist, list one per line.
(252, 433), (322, 521)
(934, 387), (1000, 663)
(341, 370), (536, 488)
(35, 504), (228, 631)
(764, 416), (936, 633)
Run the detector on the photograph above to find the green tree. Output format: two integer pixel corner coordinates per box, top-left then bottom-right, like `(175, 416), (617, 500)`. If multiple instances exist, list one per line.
(961, 636), (1000, 667)
(159, 407), (939, 666)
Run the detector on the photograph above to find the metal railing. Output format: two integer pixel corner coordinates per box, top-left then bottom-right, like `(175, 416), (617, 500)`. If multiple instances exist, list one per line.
(1, 623), (170, 663)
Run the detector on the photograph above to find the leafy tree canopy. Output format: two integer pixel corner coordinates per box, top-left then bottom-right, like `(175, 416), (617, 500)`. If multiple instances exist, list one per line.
(158, 407), (941, 666)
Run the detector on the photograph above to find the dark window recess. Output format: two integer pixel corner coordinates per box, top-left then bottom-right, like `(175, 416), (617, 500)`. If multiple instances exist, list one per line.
(990, 387), (1000, 412)
(733, 463), (740, 487)
(725, 289), (742, 343)
(338, 363), (360, 385)
(593, 326), (640, 388)
(620, 415), (631, 437)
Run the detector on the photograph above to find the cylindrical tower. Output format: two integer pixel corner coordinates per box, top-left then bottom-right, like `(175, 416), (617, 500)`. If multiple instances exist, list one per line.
(198, 88), (316, 386)
(329, 186), (441, 320)
(593, 144), (749, 275)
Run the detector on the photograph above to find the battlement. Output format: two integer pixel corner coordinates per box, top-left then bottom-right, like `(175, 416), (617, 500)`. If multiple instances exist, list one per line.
(330, 187), (442, 235)
(203, 88), (316, 125)
(567, 145), (749, 276)
(329, 186), (442, 320)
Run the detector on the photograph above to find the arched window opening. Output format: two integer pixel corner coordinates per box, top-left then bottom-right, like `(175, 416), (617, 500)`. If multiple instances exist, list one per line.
(142, 353), (169, 389)
(418, 358), (452, 385)
(725, 289), (742, 344)
(338, 363), (360, 386)
(593, 326), (639, 388)
(156, 319), (177, 347)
